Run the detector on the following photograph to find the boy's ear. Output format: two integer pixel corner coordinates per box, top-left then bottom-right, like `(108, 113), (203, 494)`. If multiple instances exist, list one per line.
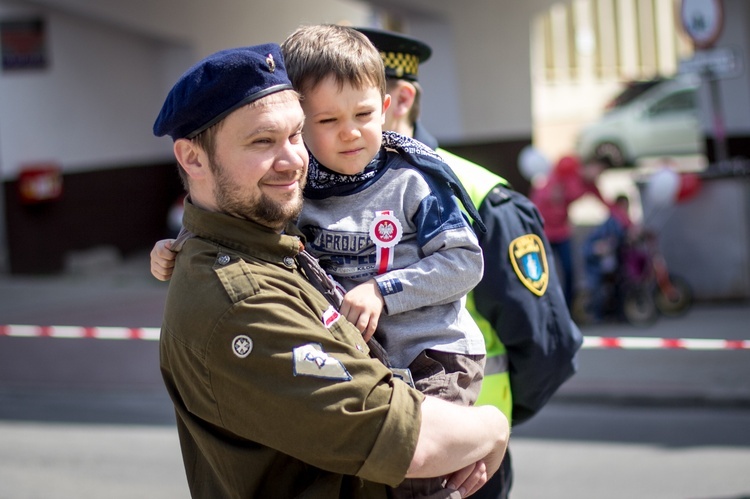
(174, 139), (209, 180)
(382, 94), (392, 117)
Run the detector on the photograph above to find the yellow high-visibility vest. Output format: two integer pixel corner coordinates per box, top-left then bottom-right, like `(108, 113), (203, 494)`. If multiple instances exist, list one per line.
(438, 148), (513, 422)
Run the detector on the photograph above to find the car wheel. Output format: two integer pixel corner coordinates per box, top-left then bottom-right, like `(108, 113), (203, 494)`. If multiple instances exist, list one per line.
(594, 142), (626, 168)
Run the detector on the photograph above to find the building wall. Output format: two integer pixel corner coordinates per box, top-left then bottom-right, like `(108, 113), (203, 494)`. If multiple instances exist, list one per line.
(381, 3), (543, 192)
(0, 3), (190, 273)
(0, 0), (374, 181)
(1, 0), (749, 275)
(0, 4), (179, 180)
(3, 162), (182, 274)
(0, 0), (372, 273)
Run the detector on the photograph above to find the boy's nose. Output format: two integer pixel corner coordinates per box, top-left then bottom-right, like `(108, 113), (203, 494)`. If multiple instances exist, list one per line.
(340, 122), (361, 140)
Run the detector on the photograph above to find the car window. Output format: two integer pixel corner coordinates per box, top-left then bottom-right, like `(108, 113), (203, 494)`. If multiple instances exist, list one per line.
(605, 79), (664, 110)
(648, 90), (696, 117)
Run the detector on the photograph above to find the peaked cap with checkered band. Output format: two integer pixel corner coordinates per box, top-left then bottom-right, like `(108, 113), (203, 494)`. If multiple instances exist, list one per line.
(354, 27), (432, 82)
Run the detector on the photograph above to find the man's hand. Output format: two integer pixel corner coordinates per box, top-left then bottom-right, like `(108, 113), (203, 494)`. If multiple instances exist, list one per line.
(339, 279), (384, 341)
(150, 239), (177, 281)
(408, 399), (509, 482)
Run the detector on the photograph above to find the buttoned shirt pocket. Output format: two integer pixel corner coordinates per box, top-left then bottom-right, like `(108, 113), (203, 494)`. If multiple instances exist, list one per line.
(213, 253), (260, 303)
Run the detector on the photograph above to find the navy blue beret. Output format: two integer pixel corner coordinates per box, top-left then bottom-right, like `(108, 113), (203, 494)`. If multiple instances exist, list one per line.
(153, 43), (294, 140)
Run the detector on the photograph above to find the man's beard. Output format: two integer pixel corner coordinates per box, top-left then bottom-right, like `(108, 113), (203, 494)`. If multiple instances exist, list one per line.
(212, 160), (306, 231)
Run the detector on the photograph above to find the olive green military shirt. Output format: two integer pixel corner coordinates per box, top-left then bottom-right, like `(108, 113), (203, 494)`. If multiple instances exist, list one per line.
(160, 201), (424, 498)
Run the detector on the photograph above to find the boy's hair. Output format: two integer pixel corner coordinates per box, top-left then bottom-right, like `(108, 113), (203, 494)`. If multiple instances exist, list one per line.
(282, 24), (386, 99)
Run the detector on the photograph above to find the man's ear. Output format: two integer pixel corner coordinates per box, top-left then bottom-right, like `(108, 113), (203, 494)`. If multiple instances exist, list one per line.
(174, 139), (209, 180)
(390, 80), (416, 119)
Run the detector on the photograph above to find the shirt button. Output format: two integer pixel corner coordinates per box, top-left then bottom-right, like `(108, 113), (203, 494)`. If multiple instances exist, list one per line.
(283, 256), (295, 268)
(217, 254), (231, 266)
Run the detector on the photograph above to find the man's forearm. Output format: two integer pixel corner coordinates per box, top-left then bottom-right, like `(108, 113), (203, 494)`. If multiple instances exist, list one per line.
(406, 396), (509, 479)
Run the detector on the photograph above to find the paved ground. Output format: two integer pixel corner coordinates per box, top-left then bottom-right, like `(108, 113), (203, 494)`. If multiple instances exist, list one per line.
(0, 247), (167, 329)
(1, 247), (749, 407)
(1, 248), (749, 498)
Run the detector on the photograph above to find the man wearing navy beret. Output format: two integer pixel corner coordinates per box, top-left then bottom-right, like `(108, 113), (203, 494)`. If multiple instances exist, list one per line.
(153, 43), (509, 498)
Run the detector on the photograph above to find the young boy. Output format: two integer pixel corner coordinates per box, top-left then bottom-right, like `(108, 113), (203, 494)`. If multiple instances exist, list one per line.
(153, 25), (486, 436)
(280, 26), (487, 401)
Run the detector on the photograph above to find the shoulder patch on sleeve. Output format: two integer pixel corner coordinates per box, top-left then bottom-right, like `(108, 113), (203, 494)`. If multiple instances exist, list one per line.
(232, 335), (254, 358)
(293, 343), (352, 381)
(509, 234), (549, 296)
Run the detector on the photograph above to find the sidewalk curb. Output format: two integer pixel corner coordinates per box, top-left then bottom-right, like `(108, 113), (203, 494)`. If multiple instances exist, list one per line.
(552, 390), (750, 409)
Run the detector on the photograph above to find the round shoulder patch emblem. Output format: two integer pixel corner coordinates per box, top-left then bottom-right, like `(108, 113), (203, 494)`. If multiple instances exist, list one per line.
(232, 335), (253, 358)
(509, 234), (549, 296)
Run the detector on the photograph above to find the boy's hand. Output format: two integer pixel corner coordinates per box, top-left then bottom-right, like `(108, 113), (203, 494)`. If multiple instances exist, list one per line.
(150, 239), (177, 281)
(445, 460), (488, 497)
(339, 279), (384, 341)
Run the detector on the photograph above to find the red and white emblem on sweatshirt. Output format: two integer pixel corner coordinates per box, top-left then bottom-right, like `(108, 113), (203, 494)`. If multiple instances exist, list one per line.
(369, 210), (403, 274)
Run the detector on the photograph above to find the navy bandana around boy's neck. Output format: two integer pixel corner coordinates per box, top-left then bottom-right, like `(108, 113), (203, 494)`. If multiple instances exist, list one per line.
(305, 151), (382, 193)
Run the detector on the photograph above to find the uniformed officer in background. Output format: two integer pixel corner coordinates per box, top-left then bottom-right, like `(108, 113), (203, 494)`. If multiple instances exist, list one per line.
(151, 43), (509, 498)
(354, 27), (583, 499)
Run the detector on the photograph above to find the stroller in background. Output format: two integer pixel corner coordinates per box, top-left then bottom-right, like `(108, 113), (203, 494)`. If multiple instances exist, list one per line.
(617, 228), (693, 326)
(576, 206), (693, 327)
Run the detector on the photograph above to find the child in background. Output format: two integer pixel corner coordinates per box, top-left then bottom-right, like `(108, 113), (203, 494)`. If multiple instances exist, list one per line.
(582, 194), (635, 322)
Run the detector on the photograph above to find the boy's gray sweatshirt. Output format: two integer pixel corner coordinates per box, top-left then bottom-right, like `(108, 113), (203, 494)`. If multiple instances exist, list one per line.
(298, 148), (485, 368)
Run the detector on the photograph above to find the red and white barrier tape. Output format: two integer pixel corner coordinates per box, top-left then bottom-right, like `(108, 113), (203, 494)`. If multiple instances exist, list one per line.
(583, 335), (750, 350)
(1, 324), (749, 350)
(0, 324), (160, 341)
